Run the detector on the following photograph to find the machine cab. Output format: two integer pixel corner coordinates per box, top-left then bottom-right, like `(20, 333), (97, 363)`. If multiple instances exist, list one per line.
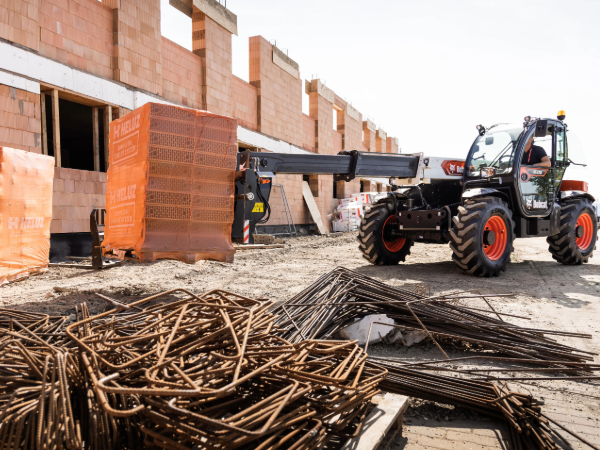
(463, 115), (581, 219)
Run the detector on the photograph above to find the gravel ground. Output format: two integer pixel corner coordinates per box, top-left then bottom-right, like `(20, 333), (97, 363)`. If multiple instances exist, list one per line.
(1, 233), (598, 449)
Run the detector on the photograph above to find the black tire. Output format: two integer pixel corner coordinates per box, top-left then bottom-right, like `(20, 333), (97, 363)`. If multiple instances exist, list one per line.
(357, 201), (414, 265)
(450, 197), (516, 277)
(547, 198), (597, 264)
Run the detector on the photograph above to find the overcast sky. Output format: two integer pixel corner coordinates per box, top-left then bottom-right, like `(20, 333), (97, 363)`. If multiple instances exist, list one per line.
(161, 0), (600, 197)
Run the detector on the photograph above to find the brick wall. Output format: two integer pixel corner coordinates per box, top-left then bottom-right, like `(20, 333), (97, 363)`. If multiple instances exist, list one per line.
(112, 0), (162, 95)
(232, 75), (257, 131)
(0, 0), (39, 51)
(387, 136), (399, 153)
(0, 85), (41, 154)
(363, 121), (376, 152)
(302, 113), (316, 153)
(262, 174), (309, 226)
(39, 0), (113, 80)
(336, 179), (361, 199)
(162, 37), (203, 110)
(193, 11), (233, 116)
(51, 167), (105, 233)
(250, 36), (303, 147)
(333, 130), (342, 154)
(376, 129), (387, 153)
(309, 92), (335, 155)
(337, 109), (363, 152)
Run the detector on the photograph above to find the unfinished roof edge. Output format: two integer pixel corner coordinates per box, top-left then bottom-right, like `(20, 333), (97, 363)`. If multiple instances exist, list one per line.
(309, 79), (335, 104)
(273, 46), (299, 79)
(188, 0), (238, 35)
(169, 0), (193, 17)
(364, 119), (376, 132)
(346, 103), (360, 122)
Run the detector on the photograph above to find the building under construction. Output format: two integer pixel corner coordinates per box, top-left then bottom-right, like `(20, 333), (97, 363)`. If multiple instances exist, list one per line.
(0, 0), (400, 258)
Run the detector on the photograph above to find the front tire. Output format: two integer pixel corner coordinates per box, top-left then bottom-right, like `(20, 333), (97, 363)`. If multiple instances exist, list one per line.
(450, 197), (516, 277)
(547, 198), (597, 264)
(357, 201), (414, 265)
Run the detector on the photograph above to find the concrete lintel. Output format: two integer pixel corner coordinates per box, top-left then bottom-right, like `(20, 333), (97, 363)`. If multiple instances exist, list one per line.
(377, 128), (387, 140)
(309, 79), (334, 104)
(273, 46), (299, 79)
(363, 119), (376, 132)
(0, 68), (40, 94)
(192, 0), (238, 35)
(0, 41), (182, 112)
(346, 103), (360, 122)
(169, 0), (193, 17)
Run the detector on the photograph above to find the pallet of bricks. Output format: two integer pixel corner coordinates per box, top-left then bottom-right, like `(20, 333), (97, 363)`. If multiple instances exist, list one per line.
(102, 103), (237, 264)
(332, 192), (375, 232)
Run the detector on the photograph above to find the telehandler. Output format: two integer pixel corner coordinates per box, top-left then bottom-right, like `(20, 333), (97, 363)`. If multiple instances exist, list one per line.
(234, 111), (597, 277)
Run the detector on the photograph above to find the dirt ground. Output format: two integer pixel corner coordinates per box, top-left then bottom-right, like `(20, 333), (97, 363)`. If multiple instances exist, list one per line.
(1, 234), (599, 449)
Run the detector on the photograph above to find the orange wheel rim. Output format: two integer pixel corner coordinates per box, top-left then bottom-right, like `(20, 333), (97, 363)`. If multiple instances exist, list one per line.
(482, 215), (507, 261)
(576, 213), (594, 251)
(382, 216), (405, 252)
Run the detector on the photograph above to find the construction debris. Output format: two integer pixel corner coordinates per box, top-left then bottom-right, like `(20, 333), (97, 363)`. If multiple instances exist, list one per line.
(0, 289), (385, 449)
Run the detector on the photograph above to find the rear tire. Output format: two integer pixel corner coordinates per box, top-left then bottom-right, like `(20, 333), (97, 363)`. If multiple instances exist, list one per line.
(547, 198), (597, 264)
(450, 197), (516, 277)
(357, 201), (414, 265)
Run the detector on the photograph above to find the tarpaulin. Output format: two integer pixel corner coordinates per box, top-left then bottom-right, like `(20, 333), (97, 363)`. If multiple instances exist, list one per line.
(0, 147), (54, 284)
(102, 103), (237, 264)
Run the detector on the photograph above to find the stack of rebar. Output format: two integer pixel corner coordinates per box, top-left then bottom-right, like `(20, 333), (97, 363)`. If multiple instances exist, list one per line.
(370, 358), (599, 450)
(271, 267), (596, 371)
(0, 289), (386, 449)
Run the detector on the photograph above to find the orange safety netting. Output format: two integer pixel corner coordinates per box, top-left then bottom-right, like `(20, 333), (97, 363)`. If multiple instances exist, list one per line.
(102, 103), (237, 264)
(0, 147), (54, 284)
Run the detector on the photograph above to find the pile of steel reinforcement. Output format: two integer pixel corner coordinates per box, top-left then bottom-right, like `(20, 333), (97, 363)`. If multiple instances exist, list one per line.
(0, 268), (598, 450)
(0, 290), (384, 450)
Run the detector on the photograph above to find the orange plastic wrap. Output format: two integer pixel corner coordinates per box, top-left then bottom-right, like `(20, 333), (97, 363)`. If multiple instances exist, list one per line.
(102, 103), (237, 264)
(0, 147), (54, 284)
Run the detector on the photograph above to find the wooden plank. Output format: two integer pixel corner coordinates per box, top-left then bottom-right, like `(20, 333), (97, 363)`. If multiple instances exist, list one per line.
(40, 93), (48, 155)
(92, 107), (100, 171)
(104, 105), (112, 170)
(341, 393), (409, 450)
(302, 181), (328, 235)
(233, 244), (285, 250)
(51, 89), (61, 167)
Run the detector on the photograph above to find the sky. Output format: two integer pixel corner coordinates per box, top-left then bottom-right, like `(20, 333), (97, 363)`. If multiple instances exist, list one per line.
(161, 0), (600, 198)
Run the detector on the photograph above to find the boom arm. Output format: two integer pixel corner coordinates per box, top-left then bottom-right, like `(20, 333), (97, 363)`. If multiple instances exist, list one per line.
(239, 150), (420, 181)
(232, 150), (422, 244)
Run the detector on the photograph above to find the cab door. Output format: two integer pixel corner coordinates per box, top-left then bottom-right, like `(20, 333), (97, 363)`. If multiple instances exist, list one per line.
(517, 122), (554, 217)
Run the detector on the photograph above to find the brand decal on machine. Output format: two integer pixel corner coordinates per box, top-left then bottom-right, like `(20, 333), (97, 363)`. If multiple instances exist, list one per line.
(441, 160), (466, 176)
(526, 199), (547, 209)
(7, 217), (45, 230)
(109, 184), (137, 205)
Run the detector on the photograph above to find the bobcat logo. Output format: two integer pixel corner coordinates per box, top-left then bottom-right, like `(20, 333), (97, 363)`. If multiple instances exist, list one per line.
(450, 164), (456, 173)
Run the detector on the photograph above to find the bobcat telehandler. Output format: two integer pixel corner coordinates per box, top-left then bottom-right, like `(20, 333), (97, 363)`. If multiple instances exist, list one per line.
(233, 111), (597, 277)
(356, 111), (598, 276)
